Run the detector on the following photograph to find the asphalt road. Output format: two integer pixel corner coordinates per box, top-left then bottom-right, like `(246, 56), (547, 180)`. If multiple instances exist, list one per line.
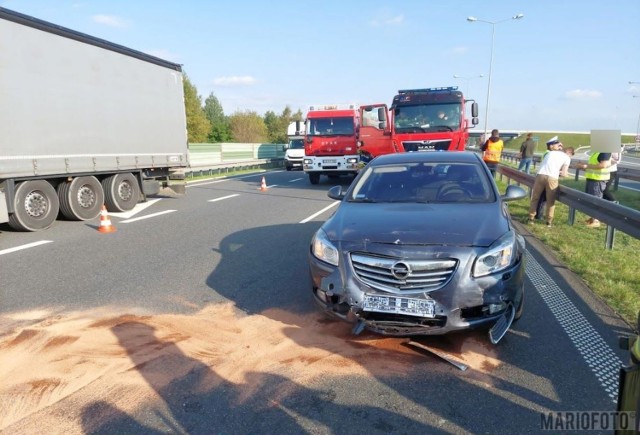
(0, 170), (634, 434)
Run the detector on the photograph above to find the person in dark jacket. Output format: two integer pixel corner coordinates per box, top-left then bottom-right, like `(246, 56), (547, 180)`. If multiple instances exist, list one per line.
(518, 133), (537, 174)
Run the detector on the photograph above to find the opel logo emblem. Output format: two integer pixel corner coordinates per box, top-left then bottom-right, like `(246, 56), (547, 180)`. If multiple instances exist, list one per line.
(391, 261), (411, 279)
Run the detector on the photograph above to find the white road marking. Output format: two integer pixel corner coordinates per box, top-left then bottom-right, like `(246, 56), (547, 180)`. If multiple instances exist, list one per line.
(187, 172), (280, 187)
(526, 251), (623, 402)
(0, 240), (52, 256)
(109, 199), (162, 219)
(208, 194), (240, 202)
(289, 178), (304, 182)
(120, 210), (176, 223)
(299, 202), (340, 223)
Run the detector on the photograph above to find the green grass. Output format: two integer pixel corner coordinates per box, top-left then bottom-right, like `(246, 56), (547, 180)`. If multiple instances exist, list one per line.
(497, 178), (640, 327)
(503, 132), (636, 152)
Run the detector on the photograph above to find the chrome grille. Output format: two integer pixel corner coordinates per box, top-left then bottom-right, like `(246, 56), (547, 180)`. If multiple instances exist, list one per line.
(351, 253), (456, 292)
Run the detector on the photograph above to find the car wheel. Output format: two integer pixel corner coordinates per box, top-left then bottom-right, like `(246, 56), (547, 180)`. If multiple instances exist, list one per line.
(309, 173), (320, 185)
(514, 287), (524, 321)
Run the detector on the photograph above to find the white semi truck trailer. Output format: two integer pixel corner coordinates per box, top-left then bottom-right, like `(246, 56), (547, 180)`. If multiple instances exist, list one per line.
(0, 7), (189, 231)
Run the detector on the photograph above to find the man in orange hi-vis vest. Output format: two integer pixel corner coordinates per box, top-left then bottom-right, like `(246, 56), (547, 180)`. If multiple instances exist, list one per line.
(481, 129), (504, 177)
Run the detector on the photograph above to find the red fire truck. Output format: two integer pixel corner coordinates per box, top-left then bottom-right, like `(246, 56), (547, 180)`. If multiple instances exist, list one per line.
(357, 87), (479, 161)
(302, 104), (363, 185)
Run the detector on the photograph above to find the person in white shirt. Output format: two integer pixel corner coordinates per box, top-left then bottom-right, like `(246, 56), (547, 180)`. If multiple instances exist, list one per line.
(526, 146), (575, 227)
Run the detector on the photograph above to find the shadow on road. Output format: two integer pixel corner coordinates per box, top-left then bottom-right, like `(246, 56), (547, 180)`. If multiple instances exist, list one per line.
(83, 320), (434, 433)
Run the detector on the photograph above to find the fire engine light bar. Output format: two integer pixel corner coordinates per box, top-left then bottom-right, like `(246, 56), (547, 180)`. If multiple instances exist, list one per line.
(397, 87), (458, 94)
(309, 104), (357, 111)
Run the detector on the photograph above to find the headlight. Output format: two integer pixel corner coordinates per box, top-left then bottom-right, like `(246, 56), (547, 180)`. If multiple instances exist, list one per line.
(311, 229), (339, 266)
(347, 157), (358, 164)
(304, 158), (313, 164)
(473, 232), (516, 277)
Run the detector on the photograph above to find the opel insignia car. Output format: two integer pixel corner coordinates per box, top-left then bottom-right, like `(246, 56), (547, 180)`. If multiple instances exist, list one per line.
(308, 151), (528, 344)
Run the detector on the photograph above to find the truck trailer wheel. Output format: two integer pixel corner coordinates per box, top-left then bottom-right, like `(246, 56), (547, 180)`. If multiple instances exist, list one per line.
(9, 180), (60, 231)
(309, 173), (320, 185)
(102, 173), (141, 212)
(58, 176), (104, 220)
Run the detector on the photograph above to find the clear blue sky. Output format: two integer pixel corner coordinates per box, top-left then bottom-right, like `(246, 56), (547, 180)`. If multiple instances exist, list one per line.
(3, 0), (640, 134)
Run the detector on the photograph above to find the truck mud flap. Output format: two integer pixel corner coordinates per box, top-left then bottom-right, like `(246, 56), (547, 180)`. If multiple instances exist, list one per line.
(0, 191), (8, 224)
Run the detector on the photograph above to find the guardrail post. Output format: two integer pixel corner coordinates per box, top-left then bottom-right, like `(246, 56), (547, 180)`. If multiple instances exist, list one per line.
(605, 225), (615, 250)
(574, 169), (580, 181)
(568, 207), (576, 226)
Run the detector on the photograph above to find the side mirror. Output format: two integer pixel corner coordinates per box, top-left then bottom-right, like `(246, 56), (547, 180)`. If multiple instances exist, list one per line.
(501, 185), (527, 202)
(471, 102), (479, 118)
(327, 185), (345, 201)
(472, 117), (479, 126)
(282, 145), (288, 152)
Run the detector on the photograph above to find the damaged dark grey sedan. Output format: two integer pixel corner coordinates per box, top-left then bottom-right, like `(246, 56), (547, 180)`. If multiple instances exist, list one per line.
(309, 151), (527, 344)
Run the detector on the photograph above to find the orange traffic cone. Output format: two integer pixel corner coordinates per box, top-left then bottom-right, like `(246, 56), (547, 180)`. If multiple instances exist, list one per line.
(98, 205), (116, 233)
(259, 176), (267, 192)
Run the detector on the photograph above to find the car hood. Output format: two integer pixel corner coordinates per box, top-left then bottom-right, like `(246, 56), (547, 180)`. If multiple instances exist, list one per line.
(323, 202), (509, 248)
(286, 149), (305, 157)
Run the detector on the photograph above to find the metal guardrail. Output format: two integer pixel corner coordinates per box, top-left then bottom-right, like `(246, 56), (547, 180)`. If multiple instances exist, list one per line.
(498, 166), (640, 249)
(500, 149), (640, 184)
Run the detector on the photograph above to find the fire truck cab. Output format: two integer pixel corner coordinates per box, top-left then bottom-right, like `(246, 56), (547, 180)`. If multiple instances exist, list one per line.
(389, 86), (478, 153)
(303, 104), (363, 184)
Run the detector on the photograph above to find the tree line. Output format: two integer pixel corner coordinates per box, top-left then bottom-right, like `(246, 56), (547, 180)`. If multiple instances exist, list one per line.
(183, 73), (303, 144)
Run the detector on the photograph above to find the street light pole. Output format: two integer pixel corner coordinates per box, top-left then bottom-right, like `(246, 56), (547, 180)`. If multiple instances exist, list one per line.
(633, 95), (640, 145)
(467, 14), (524, 139)
(453, 74), (484, 95)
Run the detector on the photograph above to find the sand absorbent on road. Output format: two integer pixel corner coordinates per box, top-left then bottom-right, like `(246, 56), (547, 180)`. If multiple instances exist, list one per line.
(0, 303), (502, 432)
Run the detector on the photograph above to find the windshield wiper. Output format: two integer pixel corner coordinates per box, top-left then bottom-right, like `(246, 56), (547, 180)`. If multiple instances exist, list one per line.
(349, 198), (377, 203)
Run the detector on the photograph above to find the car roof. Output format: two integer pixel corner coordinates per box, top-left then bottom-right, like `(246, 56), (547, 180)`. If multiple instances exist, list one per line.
(369, 151), (482, 166)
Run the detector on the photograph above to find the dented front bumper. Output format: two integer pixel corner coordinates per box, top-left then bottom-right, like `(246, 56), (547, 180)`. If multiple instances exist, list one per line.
(308, 244), (525, 338)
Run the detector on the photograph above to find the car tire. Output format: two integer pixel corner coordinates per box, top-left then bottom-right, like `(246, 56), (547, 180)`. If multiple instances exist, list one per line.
(514, 287), (524, 321)
(309, 173), (320, 185)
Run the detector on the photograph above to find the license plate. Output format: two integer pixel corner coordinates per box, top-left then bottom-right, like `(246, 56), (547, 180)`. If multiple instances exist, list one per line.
(323, 159), (337, 163)
(363, 295), (435, 318)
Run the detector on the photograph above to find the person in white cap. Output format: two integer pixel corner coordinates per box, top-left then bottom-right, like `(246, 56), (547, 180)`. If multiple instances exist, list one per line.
(534, 136), (563, 220)
(526, 144), (575, 227)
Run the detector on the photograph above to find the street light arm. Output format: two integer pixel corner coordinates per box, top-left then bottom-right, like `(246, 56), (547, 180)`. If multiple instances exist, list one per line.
(467, 14), (525, 25)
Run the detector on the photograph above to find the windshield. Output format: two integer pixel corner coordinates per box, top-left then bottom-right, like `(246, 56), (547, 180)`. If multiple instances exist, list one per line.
(289, 139), (304, 149)
(349, 162), (494, 203)
(306, 117), (354, 136)
(393, 103), (461, 133)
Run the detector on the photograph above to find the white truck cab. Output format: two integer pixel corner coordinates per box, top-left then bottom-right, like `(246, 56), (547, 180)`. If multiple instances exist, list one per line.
(284, 121), (306, 171)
